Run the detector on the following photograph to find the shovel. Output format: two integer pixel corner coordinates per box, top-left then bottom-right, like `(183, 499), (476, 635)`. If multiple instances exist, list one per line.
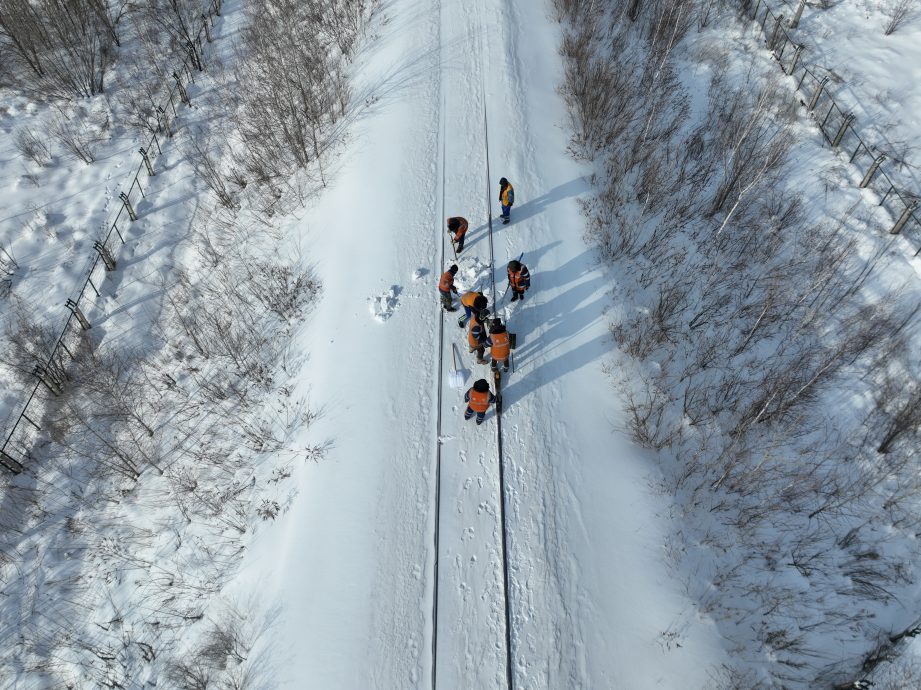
(448, 343), (465, 389)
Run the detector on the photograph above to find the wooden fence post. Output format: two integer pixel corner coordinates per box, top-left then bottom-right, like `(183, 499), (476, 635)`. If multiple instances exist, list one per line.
(891, 200), (919, 235)
(0, 450), (23, 474)
(119, 191), (138, 221)
(859, 154), (886, 188)
(831, 113), (855, 147)
(94, 240), (117, 271)
(808, 76), (828, 111)
(789, 0), (806, 28)
(65, 298), (92, 330)
(139, 147), (155, 176)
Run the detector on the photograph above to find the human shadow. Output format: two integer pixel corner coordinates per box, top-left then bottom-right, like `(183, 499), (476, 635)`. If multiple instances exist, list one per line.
(498, 250), (610, 407)
(460, 176), (590, 251)
(503, 176), (591, 227)
(499, 247), (603, 341)
(489, 239), (561, 291)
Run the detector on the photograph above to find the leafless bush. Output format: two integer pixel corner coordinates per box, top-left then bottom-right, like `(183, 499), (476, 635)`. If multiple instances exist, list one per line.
(234, 0), (355, 192)
(0, 0), (114, 99)
(242, 261), (320, 322)
(14, 127), (52, 166)
(1, 300), (72, 389)
(137, 0), (205, 69)
(707, 87), (794, 224)
(884, 0), (917, 35)
(184, 127), (238, 210)
(50, 114), (99, 163)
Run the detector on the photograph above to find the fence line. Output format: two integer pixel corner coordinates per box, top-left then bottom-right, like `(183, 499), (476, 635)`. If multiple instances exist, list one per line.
(742, 3), (921, 687)
(742, 0), (921, 249)
(0, 0), (225, 475)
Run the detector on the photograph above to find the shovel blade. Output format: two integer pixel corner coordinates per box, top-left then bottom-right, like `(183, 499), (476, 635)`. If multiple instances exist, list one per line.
(448, 369), (465, 389)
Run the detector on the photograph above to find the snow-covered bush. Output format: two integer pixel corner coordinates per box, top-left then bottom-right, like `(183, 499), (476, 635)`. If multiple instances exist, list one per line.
(557, 0), (921, 685)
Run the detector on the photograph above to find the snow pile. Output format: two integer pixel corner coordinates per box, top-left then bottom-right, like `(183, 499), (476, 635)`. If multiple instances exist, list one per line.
(368, 284), (402, 321)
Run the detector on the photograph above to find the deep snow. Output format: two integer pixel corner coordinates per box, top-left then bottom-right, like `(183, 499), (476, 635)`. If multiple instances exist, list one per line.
(228, 0), (724, 687)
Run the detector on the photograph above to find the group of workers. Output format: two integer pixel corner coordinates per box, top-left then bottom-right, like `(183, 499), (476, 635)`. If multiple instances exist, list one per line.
(437, 177), (532, 425)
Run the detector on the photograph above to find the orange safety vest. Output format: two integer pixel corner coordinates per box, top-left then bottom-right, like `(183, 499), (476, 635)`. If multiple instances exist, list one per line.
(490, 331), (510, 359)
(461, 291), (483, 308)
(468, 388), (491, 413)
(438, 270), (454, 293)
(508, 267), (528, 291)
(468, 321), (486, 348)
(448, 217), (469, 238)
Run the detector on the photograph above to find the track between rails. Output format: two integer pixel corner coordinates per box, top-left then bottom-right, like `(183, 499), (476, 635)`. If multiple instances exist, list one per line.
(431, 0), (516, 685)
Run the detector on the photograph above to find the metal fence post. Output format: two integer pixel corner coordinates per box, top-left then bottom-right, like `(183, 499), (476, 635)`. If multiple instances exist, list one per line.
(831, 113), (855, 147)
(119, 191), (138, 221)
(789, 0), (806, 28)
(808, 76), (829, 111)
(65, 299), (92, 330)
(891, 201), (919, 235)
(860, 154), (886, 187)
(94, 240), (117, 270)
(140, 147), (155, 176)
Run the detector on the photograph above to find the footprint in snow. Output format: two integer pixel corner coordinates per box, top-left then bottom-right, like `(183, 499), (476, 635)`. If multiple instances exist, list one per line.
(412, 267), (428, 281)
(368, 285), (401, 322)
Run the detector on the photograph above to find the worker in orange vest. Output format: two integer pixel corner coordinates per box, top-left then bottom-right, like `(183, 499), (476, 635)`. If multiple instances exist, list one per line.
(447, 216), (469, 254)
(438, 264), (459, 311)
(506, 259), (530, 302)
(464, 378), (497, 425)
(458, 291), (489, 327)
(467, 313), (489, 364)
(487, 318), (511, 372)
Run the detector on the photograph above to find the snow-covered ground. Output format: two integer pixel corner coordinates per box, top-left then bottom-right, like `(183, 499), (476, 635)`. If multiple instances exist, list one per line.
(5, 0), (921, 686)
(230, 0), (724, 687)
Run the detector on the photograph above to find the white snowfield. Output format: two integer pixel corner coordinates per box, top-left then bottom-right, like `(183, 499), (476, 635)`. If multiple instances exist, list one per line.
(231, 0), (724, 687)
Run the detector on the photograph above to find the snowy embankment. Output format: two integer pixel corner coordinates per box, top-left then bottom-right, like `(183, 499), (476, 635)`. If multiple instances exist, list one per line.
(555, 0), (921, 687)
(0, 0), (363, 686)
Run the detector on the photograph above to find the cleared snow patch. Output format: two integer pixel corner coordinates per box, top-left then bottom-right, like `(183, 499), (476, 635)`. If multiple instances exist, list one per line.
(368, 284), (401, 322)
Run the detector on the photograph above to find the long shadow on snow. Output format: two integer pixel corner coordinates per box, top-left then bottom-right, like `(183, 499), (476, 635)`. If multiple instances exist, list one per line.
(462, 177), (590, 253)
(501, 251), (609, 408)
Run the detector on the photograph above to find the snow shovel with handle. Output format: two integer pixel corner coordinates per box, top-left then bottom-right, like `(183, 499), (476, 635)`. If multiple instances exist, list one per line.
(448, 343), (465, 389)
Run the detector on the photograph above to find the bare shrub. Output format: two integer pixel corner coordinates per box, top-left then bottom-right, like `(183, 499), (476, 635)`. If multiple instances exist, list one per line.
(0, 0), (114, 99)
(884, 0), (917, 35)
(183, 127), (238, 210)
(14, 127), (52, 166)
(50, 114), (99, 163)
(234, 0), (354, 191)
(137, 0), (206, 69)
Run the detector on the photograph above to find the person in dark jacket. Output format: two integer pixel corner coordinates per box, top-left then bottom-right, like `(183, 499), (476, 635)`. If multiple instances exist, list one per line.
(438, 264), (459, 311)
(447, 216), (469, 254)
(506, 259), (530, 302)
(464, 378), (497, 425)
(498, 177), (515, 224)
(467, 313), (489, 364)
